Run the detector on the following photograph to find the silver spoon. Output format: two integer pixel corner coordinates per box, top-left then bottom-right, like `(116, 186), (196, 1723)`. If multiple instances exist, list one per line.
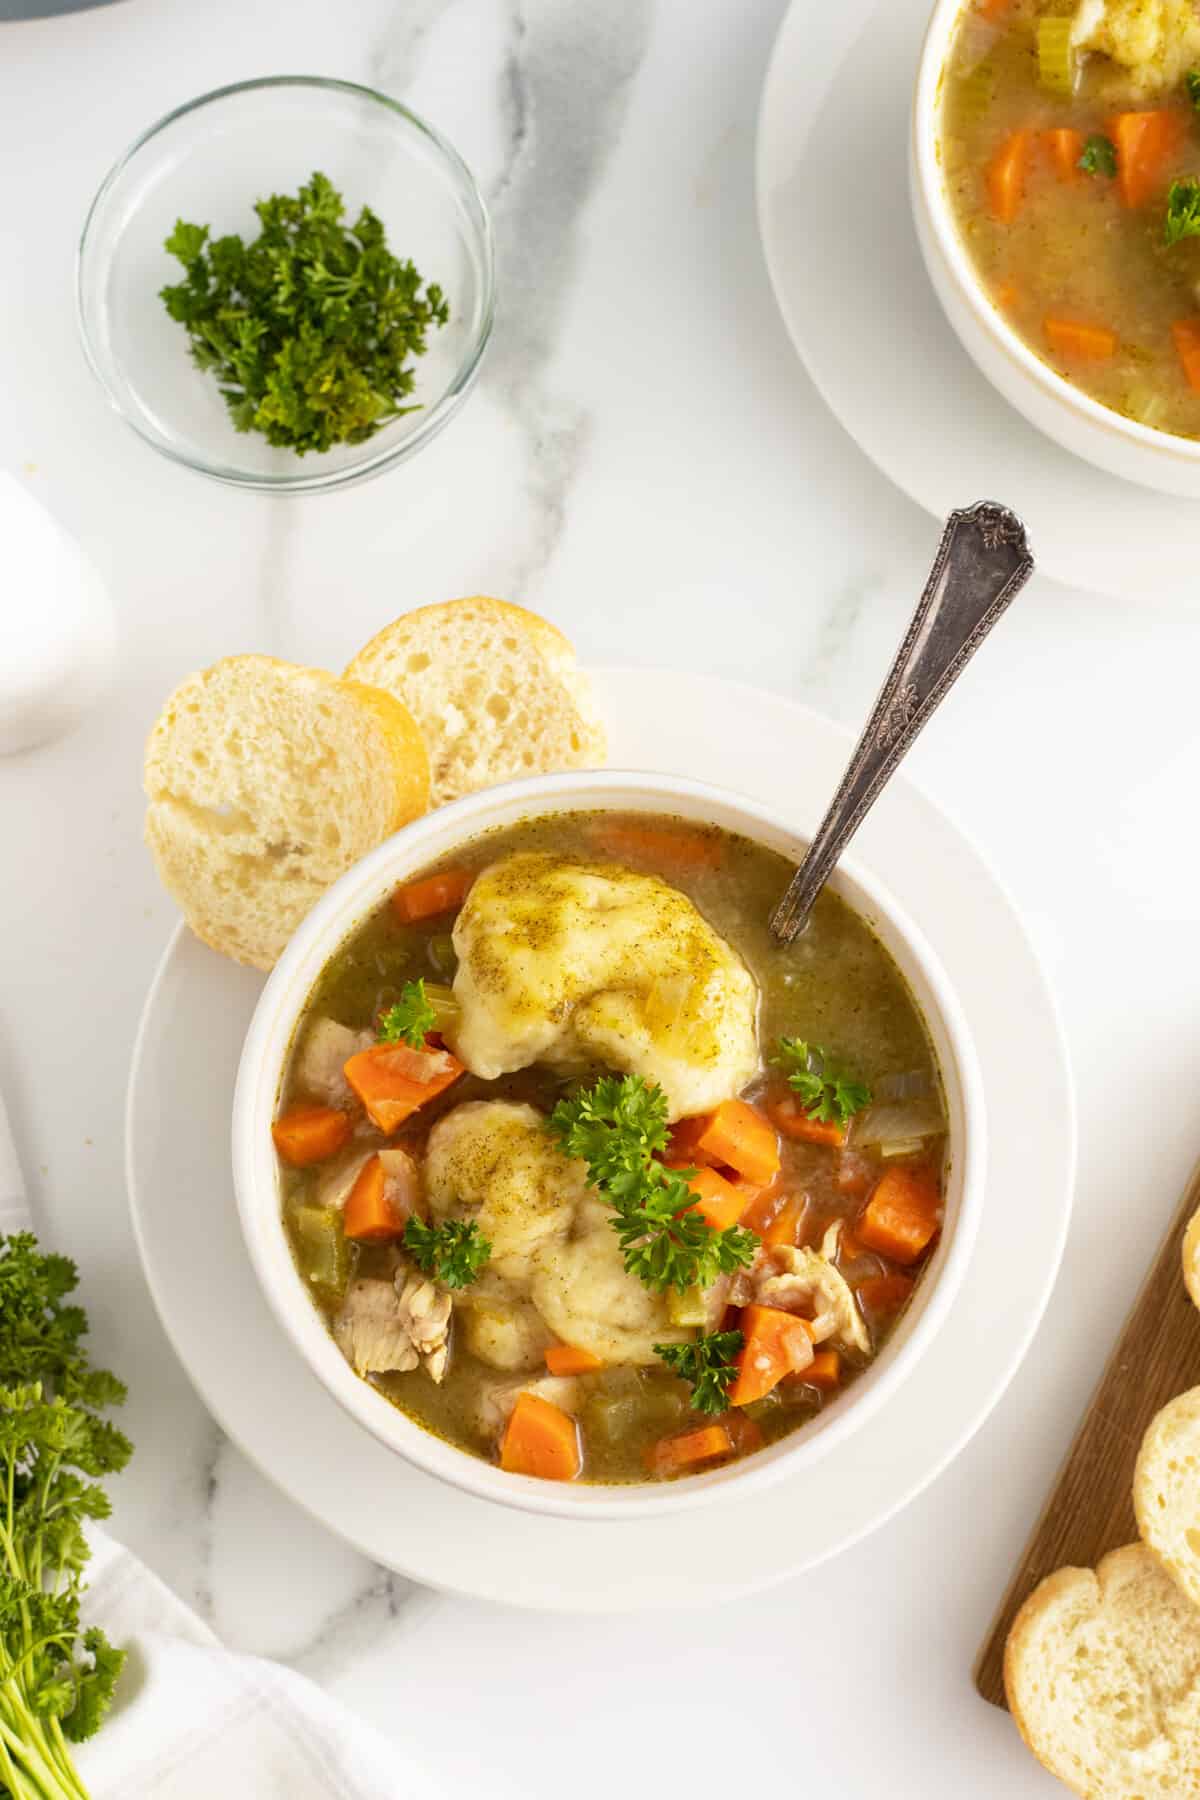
(770, 500), (1034, 943)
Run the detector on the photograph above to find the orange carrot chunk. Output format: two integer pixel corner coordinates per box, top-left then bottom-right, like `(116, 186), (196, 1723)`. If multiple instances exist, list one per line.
(1044, 316), (1118, 361)
(343, 1041), (463, 1134)
(544, 1343), (606, 1377)
(986, 129), (1030, 224)
(343, 1152), (418, 1242)
(796, 1347), (840, 1390)
(588, 821), (724, 870)
(729, 1304), (816, 1407)
(1173, 319), (1200, 391)
(499, 1393), (582, 1481)
(857, 1167), (942, 1266)
(271, 1104), (352, 1168)
(1109, 110), (1185, 208)
(688, 1099), (781, 1187)
(680, 1166), (751, 1233)
(994, 278), (1020, 313)
(390, 868), (473, 924)
(644, 1422), (734, 1477)
(855, 1271), (917, 1318)
(1043, 127), (1083, 183)
(761, 1192), (807, 1251)
(767, 1091), (845, 1148)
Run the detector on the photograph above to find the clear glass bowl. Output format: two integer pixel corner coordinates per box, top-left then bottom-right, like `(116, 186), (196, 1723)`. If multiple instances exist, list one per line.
(77, 77), (495, 493)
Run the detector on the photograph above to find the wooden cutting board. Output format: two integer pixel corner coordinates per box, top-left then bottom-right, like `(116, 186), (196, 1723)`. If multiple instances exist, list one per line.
(975, 1162), (1200, 1708)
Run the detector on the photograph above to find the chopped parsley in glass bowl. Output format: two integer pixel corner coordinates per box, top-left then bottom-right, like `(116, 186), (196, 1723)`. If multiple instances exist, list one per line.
(78, 77), (494, 493)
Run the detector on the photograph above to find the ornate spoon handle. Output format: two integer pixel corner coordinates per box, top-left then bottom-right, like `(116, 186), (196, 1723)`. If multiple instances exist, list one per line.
(770, 501), (1034, 943)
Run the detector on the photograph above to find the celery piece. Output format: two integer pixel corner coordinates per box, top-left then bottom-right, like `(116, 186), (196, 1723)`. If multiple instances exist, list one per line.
(423, 980), (462, 1034)
(667, 1284), (708, 1328)
(292, 1204), (349, 1299)
(1036, 17), (1076, 96)
(427, 933), (458, 978)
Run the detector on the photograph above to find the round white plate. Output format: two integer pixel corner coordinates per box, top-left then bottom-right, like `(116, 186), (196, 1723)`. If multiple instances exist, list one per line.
(125, 668), (1074, 1612)
(756, 0), (1200, 604)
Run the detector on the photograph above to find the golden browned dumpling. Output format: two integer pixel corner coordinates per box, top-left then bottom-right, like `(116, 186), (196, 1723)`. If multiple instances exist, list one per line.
(1072, 0), (1200, 94)
(448, 853), (759, 1120)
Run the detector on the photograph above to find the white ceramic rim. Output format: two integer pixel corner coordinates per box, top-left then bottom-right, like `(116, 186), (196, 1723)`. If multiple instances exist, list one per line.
(232, 768), (987, 1523)
(76, 75), (496, 495)
(911, 0), (1200, 469)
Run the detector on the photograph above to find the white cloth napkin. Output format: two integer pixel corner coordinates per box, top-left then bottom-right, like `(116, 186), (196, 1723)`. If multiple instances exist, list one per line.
(73, 1530), (431, 1800)
(0, 1094), (436, 1799)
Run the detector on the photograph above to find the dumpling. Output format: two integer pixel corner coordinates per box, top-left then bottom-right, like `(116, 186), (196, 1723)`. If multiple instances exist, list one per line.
(423, 1100), (588, 1280)
(530, 1207), (689, 1366)
(449, 852), (759, 1120)
(1072, 0), (1200, 94)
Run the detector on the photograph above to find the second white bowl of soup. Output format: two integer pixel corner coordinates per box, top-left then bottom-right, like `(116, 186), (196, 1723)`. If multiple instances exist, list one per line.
(233, 771), (986, 1519)
(913, 0), (1200, 496)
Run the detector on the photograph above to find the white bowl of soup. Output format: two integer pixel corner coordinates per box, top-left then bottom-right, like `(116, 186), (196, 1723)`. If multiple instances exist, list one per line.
(913, 0), (1200, 496)
(232, 770), (986, 1519)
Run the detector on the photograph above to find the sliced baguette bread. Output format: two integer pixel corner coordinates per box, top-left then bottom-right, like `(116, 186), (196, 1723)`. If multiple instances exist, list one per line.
(1135, 1385), (1200, 1609)
(1004, 1543), (1200, 1798)
(144, 656), (429, 969)
(1183, 1203), (1200, 1309)
(345, 596), (606, 806)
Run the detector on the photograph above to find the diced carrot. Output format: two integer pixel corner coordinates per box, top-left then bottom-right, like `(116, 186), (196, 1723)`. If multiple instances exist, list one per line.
(686, 1099), (781, 1187)
(544, 1343), (605, 1377)
(1044, 316), (1118, 361)
(343, 1041), (463, 1134)
(857, 1167), (942, 1266)
(978, 0), (1010, 17)
(986, 129), (1030, 224)
(643, 1422), (733, 1477)
(344, 1153), (413, 1242)
(1042, 127), (1083, 183)
(762, 1192), (807, 1251)
(1172, 319), (1200, 392)
(767, 1091), (845, 1148)
(681, 1166), (750, 1233)
(994, 278), (1020, 313)
(856, 1272), (916, 1318)
(271, 1104), (352, 1168)
(1108, 110), (1185, 208)
(729, 1305), (817, 1407)
(499, 1393), (582, 1481)
(785, 1347), (840, 1391)
(588, 820), (724, 870)
(390, 868), (473, 924)
(666, 1115), (719, 1169)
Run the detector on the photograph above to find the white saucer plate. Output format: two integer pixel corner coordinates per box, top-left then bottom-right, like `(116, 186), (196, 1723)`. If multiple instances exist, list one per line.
(756, 0), (1200, 604)
(126, 668), (1074, 1612)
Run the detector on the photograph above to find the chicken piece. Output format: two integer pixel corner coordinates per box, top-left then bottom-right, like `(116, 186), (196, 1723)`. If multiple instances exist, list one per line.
(450, 853), (759, 1121)
(459, 1274), (555, 1371)
(472, 1374), (582, 1439)
(424, 1100), (589, 1279)
(1072, 0), (1200, 95)
(292, 1017), (373, 1108)
(531, 1208), (689, 1366)
(755, 1238), (870, 1355)
(333, 1264), (452, 1381)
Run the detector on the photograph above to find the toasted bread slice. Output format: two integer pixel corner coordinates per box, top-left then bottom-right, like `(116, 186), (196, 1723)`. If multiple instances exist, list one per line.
(345, 597), (606, 806)
(1136, 1385), (1200, 1609)
(1004, 1543), (1200, 1798)
(1183, 1203), (1200, 1310)
(144, 655), (429, 969)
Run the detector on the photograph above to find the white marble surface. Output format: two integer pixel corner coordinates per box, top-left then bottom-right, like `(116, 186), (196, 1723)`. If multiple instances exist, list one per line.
(4, 0), (1200, 1794)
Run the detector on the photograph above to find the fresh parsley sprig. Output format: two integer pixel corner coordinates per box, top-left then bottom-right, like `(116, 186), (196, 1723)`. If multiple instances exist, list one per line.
(403, 1216), (491, 1289)
(1165, 178), (1200, 246)
(0, 1233), (131, 1797)
(655, 1331), (744, 1415)
(161, 171), (449, 455)
(378, 979), (437, 1049)
(775, 1038), (871, 1128)
(1078, 133), (1117, 178)
(548, 1076), (758, 1294)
